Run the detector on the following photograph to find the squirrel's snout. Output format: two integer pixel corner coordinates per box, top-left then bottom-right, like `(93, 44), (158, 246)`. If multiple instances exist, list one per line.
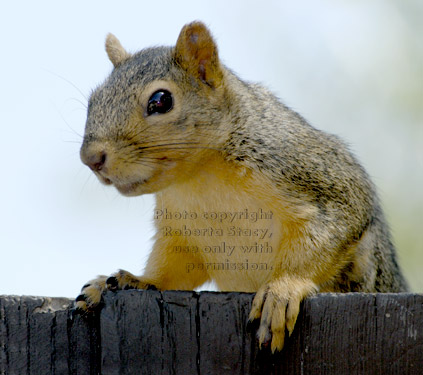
(80, 147), (107, 172)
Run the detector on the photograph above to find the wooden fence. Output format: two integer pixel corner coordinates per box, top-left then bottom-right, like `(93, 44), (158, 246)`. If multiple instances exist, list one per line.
(1, 291), (422, 374)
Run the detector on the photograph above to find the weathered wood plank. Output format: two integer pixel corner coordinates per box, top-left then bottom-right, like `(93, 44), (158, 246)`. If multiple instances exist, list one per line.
(197, 292), (253, 375)
(375, 294), (423, 375)
(0, 296), (101, 375)
(1, 293), (422, 374)
(100, 289), (163, 373)
(68, 310), (101, 375)
(52, 309), (71, 375)
(0, 296), (75, 375)
(101, 290), (198, 374)
(160, 290), (198, 373)
(300, 293), (378, 374)
(0, 296), (38, 374)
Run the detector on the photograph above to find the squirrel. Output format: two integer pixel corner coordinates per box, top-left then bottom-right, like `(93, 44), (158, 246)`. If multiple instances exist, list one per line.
(77, 21), (408, 352)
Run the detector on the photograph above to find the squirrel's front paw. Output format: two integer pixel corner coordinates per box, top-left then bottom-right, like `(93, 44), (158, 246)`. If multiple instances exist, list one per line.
(75, 275), (108, 311)
(249, 278), (316, 352)
(75, 270), (156, 311)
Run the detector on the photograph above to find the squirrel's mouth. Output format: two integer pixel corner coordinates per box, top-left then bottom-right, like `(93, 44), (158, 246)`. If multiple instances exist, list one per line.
(93, 169), (152, 196)
(114, 179), (148, 196)
(93, 170), (150, 196)
(95, 174), (112, 185)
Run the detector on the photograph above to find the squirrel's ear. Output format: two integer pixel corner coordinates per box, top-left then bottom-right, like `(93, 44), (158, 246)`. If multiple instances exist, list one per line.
(174, 21), (223, 88)
(105, 33), (131, 67)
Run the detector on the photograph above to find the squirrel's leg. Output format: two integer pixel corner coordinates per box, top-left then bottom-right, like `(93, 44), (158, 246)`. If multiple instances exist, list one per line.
(249, 276), (317, 352)
(75, 237), (209, 311)
(248, 223), (354, 352)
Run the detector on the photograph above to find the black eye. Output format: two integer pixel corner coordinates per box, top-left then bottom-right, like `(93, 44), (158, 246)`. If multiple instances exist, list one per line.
(147, 90), (173, 116)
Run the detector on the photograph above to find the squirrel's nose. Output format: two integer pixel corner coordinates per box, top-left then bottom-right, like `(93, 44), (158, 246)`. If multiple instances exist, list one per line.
(81, 149), (107, 172)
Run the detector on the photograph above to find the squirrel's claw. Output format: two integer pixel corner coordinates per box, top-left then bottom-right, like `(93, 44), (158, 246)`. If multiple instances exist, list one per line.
(73, 275), (108, 312)
(249, 278), (317, 352)
(75, 271), (156, 312)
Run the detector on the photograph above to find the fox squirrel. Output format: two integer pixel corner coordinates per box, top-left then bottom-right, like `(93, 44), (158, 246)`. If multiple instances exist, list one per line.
(77, 21), (408, 352)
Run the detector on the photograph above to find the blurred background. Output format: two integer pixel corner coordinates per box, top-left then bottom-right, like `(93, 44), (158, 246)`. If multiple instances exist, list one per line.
(0, 0), (421, 297)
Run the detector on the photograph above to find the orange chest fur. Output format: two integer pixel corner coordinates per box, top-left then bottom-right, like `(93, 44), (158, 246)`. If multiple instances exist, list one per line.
(153, 161), (294, 291)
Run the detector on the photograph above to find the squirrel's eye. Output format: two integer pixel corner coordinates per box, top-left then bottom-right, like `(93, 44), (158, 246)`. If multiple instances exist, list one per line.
(147, 90), (173, 116)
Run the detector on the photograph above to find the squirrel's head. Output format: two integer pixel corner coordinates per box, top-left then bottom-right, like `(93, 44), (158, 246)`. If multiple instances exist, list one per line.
(80, 21), (230, 196)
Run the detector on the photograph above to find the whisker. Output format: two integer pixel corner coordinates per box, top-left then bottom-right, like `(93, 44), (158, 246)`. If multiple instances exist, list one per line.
(62, 140), (83, 144)
(136, 141), (203, 150)
(43, 68), (89, 101)
(51, 101), (84, 141)
(116, 138), (223, 155)
(122, 160), (157, 169)
(136, 146), (223, 153)
(64, 97), (88, 110)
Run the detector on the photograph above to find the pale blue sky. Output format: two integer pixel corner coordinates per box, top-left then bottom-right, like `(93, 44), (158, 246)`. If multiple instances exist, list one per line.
(1, 1), (421, 297)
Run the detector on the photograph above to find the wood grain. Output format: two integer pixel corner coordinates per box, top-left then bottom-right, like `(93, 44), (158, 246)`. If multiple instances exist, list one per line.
(1, 292), (422, 374)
